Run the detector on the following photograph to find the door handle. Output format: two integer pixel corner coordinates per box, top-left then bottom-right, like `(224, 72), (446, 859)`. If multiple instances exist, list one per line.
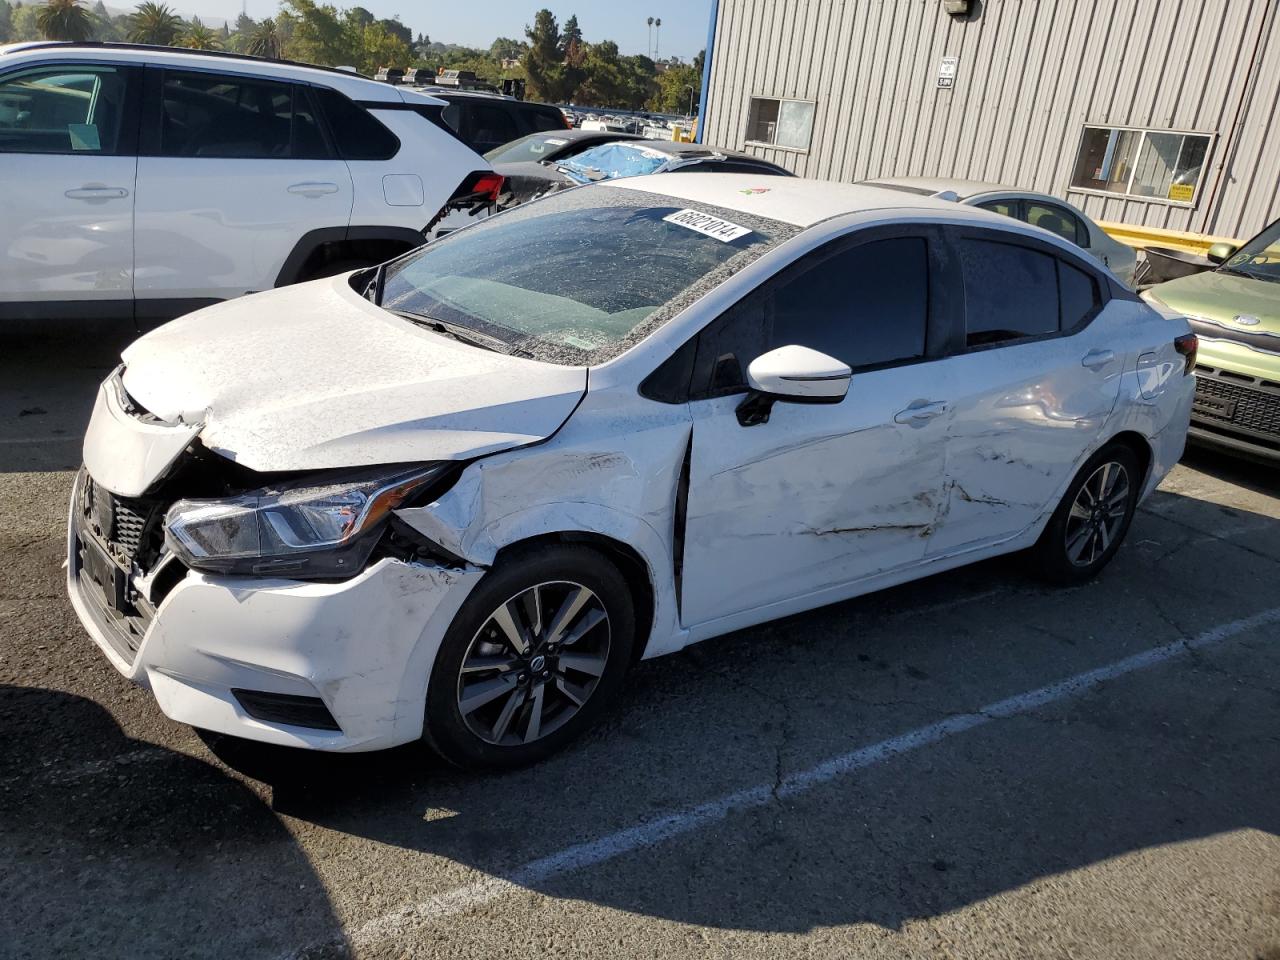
(893, 400), (949, 425)
(1081, 349), (1116, 371)
(287, 181), (340, 197)
(65, 186), (129, 200)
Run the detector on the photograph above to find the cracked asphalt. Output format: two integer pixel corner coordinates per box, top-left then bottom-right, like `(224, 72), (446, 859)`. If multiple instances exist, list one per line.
(2, 325), (1279, 960)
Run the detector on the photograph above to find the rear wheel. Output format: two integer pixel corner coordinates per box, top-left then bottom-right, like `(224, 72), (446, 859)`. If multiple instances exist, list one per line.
(424, 545), (635, 770)
(1031, 443), (1141, 584)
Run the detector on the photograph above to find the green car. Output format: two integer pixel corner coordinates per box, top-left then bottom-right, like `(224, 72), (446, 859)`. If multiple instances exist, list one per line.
(1143, 218), (1280, 462)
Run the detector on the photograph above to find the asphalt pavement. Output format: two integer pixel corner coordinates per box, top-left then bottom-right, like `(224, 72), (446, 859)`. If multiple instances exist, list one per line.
(1, 326), (1278, 960)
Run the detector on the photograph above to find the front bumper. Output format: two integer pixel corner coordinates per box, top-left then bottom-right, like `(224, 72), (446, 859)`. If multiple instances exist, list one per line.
(1188, 366), (1280, 462)
(67, 479), (483, 752)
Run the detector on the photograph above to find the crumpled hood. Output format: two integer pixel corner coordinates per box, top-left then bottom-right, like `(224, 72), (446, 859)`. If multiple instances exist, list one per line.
(119, 275), (587, 473)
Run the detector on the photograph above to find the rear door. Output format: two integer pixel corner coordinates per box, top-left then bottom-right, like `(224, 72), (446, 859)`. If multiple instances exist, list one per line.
(922, 229), (1123, 556)
(133, 67), (353, 310)
(0, 61), (140, 314)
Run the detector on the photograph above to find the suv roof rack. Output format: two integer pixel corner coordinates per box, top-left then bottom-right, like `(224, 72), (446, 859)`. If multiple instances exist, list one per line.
(4, 41), (371, 80)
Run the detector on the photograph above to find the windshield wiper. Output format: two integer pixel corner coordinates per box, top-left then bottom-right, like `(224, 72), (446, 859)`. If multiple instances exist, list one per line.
(387, 309), (527, 356)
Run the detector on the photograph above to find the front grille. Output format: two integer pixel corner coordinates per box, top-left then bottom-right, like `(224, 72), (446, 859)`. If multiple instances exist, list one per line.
(82, 474), (168, 570)
(1192, 369), (1280, 439)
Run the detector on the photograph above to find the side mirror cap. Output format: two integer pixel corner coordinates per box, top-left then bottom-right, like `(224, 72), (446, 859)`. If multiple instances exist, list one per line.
(1206, 241), (1238, 265)
(738, 345), (851, 426)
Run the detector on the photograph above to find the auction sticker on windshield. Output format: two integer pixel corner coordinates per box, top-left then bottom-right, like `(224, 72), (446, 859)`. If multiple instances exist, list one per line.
(663, 209), (754, 242)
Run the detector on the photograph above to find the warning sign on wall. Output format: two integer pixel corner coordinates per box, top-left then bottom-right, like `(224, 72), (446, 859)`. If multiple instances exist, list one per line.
(937, 57), (958, 88)
(1168, 183), (1195, 203)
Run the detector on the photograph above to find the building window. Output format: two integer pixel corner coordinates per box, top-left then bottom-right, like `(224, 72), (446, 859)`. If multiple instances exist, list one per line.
(746, 97), (814, 151)
(1069, 126), (1212, 205)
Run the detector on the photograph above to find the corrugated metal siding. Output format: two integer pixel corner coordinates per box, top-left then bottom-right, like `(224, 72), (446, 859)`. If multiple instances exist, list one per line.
(704, 0), (1280, 237)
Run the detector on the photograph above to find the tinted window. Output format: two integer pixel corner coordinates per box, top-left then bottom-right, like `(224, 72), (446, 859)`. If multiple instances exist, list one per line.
(976, 199), (1016, 217)
(467, 103), (520, 147)
(158, 71), (325, 159)
(772, 238), (928, 366)
(1058, 261), (1098, 328)
(1025, 201), (1083, 246)
(691, 237), (929, 397)
(527, 107), (567, 133)
(313, 87), (399, 160)
(0, 65), (130, 155)
(960, 239), (1059, 346)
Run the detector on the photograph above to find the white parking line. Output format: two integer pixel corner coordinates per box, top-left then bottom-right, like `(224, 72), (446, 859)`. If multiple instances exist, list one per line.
(290, 604), (1280, 957)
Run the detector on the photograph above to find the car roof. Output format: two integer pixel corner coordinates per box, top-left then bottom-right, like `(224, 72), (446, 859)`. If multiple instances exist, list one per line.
(612, 173), (1011, 228)
(0, 41), (407, 102)
(862, 176), (1040, 200)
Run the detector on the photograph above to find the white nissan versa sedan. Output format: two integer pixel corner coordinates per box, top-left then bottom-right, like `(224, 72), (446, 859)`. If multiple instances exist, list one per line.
(68, 175), (1196, 770)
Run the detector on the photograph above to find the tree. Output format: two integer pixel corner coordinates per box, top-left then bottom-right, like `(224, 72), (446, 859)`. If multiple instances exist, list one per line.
(377, 15), (409, 45)
(693, 48), (705, 77)
(561, 13), (581, 50)
(245, 17), (281, 58)
(36, 0), (94, 41)
(127, 1), (183, 45)
(10, 2), (42, 39)
(488, 36), (524, 61)
(523, 9), (567, 102)
(280, 0), (355, 67)
(651, 61), (700, 115)
(359, 19), (409, 73)
(0, 0), (15, 40)
(180, 15), (220, 49)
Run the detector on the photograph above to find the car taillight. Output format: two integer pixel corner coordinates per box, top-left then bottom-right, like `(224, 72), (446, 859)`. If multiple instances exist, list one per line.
(471, 172), (505, 203)
(562, 113), (573, 129)
(445, 171), (506, 209)
(1173, 333), (1198, 375)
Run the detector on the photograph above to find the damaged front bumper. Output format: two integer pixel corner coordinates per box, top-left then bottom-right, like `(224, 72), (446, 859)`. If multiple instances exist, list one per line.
(67, 486), (483, 751)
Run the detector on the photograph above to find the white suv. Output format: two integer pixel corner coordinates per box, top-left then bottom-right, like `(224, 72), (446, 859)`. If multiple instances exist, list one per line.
(0, 42), (500, 323)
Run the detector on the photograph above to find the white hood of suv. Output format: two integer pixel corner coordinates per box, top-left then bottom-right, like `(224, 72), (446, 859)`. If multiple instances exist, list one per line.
(118, 276), (587, 474)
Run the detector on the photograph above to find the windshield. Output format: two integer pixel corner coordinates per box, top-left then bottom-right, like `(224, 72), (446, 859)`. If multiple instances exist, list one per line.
(483, 133), (572, 164)
(558, 143), (672, 184)
(378, 185), (792, 365)
(1222, 219), (1280, 284)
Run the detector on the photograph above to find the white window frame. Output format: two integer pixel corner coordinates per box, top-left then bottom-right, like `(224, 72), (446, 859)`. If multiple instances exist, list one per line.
(1067, 124), (1215, 208)
(744, 96), (815, 153)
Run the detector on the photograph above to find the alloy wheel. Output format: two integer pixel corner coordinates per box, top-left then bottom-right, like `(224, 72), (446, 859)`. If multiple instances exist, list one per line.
(455, 581), (611, 746)
(1064, 460), (1131, 567)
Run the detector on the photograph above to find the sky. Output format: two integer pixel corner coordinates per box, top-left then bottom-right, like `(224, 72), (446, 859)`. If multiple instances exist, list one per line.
(152, 1), (715, 62)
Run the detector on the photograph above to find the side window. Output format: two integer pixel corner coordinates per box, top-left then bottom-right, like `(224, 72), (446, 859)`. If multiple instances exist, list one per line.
(1058, 260), (1099, 329)
(528, 108), (566, 133)
(0, 65), (132, 155)
(1025, 201), (1085, 246)
(976, 199), (1016, 218)
(468, 104), (519, 147)
(312, 87), (400, 160)
(440, 102), (463, 133)
(690, 236), (930, 397)
(960, 239), (1059, 346)
(158, 71), (321, 159)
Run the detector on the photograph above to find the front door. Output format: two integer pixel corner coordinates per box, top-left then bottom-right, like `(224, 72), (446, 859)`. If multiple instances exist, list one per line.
(0, 62), (139, 313)
(680, 230), (951, 627)
(133, 68), (353, 307)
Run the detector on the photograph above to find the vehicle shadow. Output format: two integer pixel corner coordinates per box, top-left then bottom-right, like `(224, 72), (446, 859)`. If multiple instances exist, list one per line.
(0, 685), (350, 960)
(205, 483), (1280, 946)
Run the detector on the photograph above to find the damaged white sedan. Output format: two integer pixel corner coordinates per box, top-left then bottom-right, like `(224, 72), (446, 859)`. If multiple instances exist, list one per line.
(68, 175), (1196, 769)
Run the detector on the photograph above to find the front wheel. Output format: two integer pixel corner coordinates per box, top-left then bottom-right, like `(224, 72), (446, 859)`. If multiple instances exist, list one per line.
(424, 545), (635, 770)
(1031, 443), (1142, 584)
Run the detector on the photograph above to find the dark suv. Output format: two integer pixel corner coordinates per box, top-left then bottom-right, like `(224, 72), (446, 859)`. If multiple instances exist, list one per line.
(424, 89), (569, 154)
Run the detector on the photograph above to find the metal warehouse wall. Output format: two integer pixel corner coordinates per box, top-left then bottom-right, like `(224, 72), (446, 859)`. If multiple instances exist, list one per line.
(703, 0), (1280, 237)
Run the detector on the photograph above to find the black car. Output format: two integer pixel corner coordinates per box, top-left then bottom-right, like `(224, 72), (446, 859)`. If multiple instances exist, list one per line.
(494, 138), (794, 208)
(426, 90), (570, 155)
(483, 128), (646, 166)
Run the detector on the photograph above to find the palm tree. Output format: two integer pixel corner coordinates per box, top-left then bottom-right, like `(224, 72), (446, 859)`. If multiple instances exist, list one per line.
(36, 0), (94, 41)
(180, 16), (219, 50)
(245, 18), (281, 59)
(127, 1), (183, 46)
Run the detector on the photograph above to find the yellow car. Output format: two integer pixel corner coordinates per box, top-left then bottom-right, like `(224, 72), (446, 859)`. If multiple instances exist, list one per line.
(1143, 218), (1280, 462)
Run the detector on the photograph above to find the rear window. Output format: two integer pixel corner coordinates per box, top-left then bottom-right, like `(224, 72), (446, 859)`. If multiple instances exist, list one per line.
(378, 185), (795, 365)
(528, 107), (567, 133)
(313, 87), (399, 161)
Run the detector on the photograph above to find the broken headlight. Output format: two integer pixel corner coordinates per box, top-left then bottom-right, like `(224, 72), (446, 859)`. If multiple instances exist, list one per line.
(165, 464), (448, 578)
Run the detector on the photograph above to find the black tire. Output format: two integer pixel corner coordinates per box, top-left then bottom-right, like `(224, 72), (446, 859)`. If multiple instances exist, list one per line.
(423, 544), (636, 770)
(1031, 442), (1142, 584)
